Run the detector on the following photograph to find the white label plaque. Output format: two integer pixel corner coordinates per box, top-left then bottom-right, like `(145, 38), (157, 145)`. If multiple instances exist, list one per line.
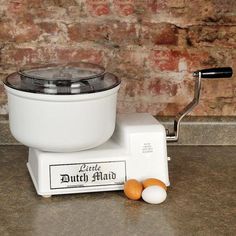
(49, 161), (126, 189)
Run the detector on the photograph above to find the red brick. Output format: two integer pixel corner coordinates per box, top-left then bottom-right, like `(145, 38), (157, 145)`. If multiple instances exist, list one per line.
(152, 0), (167, 12)
(221, 100), (236, 116)
(7, 0), (27, 16)
(149, 49), (211, 72)
(149, 50), (183, 71)
(113, 0), (135, 16)
(189, 98), (234, 116)
(0, 20), (41, 43)
(201, 79), (234, 100)
(67, 22), (138, 45)
(37, 22), (59, 34)
(119, 78), (144, 98)
(2, 47), (51, 66)
(32, 7), (67, 19)
(201, 49), (234, 69)
(0, 21), (13, 41)
(2, 46), (104, 68)
(139, 0), (236, 27)
(67, 23), (105, 42)
(55, 48), (103, 64)
(136, 0), (167, 14)
(148, 79), (178, 97)
(44, 0), (78, 7)
(187, 26), (236, 48)
(85, 0), (110, 16)
(140, 22), (178, 46)
(117, 100), (169, 115)
(66, 6), (82, 18)
(157, 103), (185, 116)
(15, 22), (41, 43)
(166, 0), (185, 8)
(107, 48), (148, 80)
(0, 0), (235, 117)
(117, 76), (192, 115)
(119, 76), (184, 102)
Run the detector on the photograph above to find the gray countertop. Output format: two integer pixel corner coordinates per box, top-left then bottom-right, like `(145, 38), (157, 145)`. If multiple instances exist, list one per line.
(1, 115), (236, 146)
(0, 145), (235, 236)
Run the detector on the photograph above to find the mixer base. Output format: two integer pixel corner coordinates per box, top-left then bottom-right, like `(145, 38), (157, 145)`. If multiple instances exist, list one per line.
(26, 113), (170, 196)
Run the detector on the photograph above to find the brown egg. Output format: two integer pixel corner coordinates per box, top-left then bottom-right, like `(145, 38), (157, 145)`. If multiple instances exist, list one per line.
(124, 179), (143, 200)
(142, 178), (167, 191)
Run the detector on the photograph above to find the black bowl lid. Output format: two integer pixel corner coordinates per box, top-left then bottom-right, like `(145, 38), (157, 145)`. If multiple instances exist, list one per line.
(4, 62), (120, 95)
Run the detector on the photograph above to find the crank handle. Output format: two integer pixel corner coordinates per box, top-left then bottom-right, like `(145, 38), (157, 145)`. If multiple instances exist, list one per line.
(193, 67), (233, 79)
(166, 67), (233, 142)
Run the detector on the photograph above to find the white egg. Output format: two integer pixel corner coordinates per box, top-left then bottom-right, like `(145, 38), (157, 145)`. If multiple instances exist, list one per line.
(142, 185), (167, 204)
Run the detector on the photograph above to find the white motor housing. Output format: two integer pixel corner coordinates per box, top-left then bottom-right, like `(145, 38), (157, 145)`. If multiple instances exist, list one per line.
(27, 113), (169, 197)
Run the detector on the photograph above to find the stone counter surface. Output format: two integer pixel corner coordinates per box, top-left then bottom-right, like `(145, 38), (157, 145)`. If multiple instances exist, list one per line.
(1, 115), (236, 146)
(0, 146), (235, 236)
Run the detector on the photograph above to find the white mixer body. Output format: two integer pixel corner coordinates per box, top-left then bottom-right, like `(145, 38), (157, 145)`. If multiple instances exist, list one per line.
(27, 113), (169, 197)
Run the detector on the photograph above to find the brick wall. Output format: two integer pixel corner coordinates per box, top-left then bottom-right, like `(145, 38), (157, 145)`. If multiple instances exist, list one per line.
(0, 0), (235, 116)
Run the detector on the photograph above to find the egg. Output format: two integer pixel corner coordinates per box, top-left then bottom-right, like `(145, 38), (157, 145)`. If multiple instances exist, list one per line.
(124, 179), (143, 200)
(142, 186), (167, 204)
(142, 178), (167, 191)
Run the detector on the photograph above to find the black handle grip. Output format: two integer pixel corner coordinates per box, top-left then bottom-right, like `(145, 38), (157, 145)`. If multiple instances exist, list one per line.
(193, 67), (233, 78)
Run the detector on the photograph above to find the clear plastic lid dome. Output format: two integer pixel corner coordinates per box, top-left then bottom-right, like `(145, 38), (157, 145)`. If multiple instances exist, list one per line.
(4, 62), (120, 95)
